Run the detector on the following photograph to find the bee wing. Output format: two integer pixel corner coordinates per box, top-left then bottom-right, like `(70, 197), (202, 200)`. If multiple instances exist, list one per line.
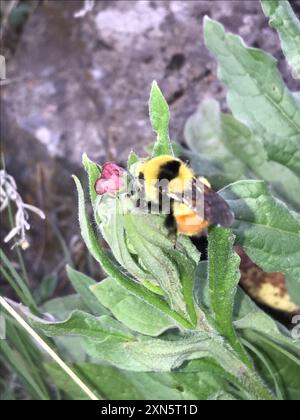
(166, 178), (234, 228)
(202, 184), (234, 227)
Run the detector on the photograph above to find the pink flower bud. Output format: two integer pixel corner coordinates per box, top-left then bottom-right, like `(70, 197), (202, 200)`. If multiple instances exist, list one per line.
(101, 162), (123, 180)
(94, 162), (124, 195)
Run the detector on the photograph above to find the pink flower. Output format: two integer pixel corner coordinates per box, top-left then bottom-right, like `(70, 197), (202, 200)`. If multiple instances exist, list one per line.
(94, 162), (124, 195)
(101, 162), (123, 179)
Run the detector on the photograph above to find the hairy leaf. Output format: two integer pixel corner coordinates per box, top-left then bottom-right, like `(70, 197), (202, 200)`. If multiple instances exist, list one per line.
(185, 99), (300, 210)
(91, 278), (178, 336)
(124, 212), (199, 325)
(82, 153), (100, 207)
(149, 81), (173, 157)
(45, 363), (142, 400)
(41, 295), (91, 362)
(242, 330), (300, 400)
(207, 227), (252, 367)
(234, 288), (300, 357)
(127, 151), (140, 169)
(261, 0), (300, 79)
(204, 17), (300, 178)
(42, 294), (86, 320)
(46, 362), (231, 401)
(195, 259), (300, 398)
(185, 99), (253, 185)
(220, 180), (300, 304)
(32, 310), (134, 341)
(95, 194), (154, 284)
(73, 175), (194, 329)
(66, 265), (109, 316)
(32, 271), (272, 399)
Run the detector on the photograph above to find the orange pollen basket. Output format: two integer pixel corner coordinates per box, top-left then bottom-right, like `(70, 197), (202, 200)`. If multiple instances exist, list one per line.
(174, 212), (209, 236)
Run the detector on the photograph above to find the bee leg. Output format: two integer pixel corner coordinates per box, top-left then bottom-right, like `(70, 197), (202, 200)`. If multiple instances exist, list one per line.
(171, 235), (178, 249)
(168, 230), (177, 249)
(165, 213), (178, 248)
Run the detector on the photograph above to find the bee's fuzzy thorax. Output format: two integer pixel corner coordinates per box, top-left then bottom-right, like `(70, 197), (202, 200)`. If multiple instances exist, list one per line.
(139, 155), (194, 201)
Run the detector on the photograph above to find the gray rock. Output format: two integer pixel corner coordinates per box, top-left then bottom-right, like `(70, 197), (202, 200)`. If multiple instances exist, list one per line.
(3, 0), (300, 166)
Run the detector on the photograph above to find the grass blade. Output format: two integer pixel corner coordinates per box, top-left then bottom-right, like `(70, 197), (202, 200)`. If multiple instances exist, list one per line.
(0, 296), (100, 401)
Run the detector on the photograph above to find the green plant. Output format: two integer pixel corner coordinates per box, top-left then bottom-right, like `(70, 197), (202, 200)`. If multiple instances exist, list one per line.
(16, 77), (299, 401)
(0, 157), (94, 400)
(1, 0), (300, 401)
(183, 1), (300, 306)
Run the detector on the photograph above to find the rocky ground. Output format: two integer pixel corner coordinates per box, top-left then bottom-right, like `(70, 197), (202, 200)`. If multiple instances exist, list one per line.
(1, 0), (300, 293)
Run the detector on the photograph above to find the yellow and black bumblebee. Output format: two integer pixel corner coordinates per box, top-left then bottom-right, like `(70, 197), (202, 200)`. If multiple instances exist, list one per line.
(137, 155), (234, 236)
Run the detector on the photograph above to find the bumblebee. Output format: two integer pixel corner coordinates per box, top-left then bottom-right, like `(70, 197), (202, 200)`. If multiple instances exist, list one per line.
(137, 155), (234, 236)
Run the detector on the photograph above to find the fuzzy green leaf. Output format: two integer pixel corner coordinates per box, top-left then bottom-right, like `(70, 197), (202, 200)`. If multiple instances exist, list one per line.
(45, 363), (142, 400)
(185, 99), (251, 186)
(33, 304), (273, 400)
(91, 278), (178, 336)
(32, 310), (134, 341)
(30, 309), (145, 371)
(127, 151), (140, 169)
(220, 180), (300, 304)
(234, 288), (300, 357)
(195, 252), (300, 397)
(204, 17), (300, 178)
(31, 301), (273, 399)
(124, 213), (188, 318)
(185, 99), (300, 210)
(82, 153), (100, 207)
(121, 334), (274, 399)
(207, 227), (252, 367)
(46, 362), (231, 400)
(96, 184), (200, 319)
(66, 265), (109, 316)
(124, 333), (213, 371)
(242, 330), (300, 400)
(195, 268), (300, 358)
(123, 212), (199, 325)
(149, 81), (173, 157)
(73, 175), (194, 329)
(41, 294), (86, 320)
(87, 334), (251, 388)
(41, 294), (90, 362)
(87, 330), (250, 379)
(261, 0), (300, 79)
(95, 194), (154, 283)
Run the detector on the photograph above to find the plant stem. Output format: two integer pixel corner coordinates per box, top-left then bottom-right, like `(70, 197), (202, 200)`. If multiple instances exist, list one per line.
(217, 339), (276, 400)
(191, 331), (276, 401)
(240, 369), (276, 401)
